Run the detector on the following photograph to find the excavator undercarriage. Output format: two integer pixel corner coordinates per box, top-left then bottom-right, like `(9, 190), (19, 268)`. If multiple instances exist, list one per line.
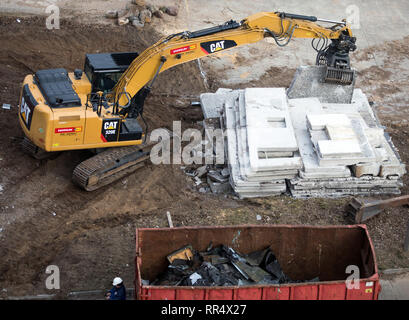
(72, 143), (153, 191)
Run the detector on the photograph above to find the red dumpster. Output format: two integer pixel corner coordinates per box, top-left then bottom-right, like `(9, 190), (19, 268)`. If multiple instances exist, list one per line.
(134, 225), (380, 300)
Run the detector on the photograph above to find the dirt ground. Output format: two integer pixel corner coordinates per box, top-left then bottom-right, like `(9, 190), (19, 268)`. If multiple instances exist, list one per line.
(0, 14), (408, 298)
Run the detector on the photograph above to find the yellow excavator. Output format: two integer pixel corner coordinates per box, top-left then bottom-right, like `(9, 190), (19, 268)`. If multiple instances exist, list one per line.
(18, 11), (357, 191)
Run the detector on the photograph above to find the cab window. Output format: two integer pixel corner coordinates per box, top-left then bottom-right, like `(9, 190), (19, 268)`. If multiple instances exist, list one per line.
(93, 72), (123, 93)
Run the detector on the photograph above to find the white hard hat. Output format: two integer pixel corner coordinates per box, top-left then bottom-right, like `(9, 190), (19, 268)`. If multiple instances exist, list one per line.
(113, 277), (123, 286)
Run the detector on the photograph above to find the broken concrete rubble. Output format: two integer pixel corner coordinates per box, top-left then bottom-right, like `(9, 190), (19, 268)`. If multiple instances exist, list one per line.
(165, 6), (178, 16)
(207, 170), (228, 183)
(194, 165), (207, 178)
(107, 2), (159, 27)
(117, 17), (129, 26)
(207, 176), (231, 194)
(198, 66), (406, 198)
(139, 9), (152, 23)
(153, 10), (163, 18)
(181, 164), (233, 195)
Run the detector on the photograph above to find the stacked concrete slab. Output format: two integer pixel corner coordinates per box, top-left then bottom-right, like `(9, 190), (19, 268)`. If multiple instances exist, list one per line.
(220, 88), (302, 198)
(286, 66), (406, 198)
(199, 66), (406, 199)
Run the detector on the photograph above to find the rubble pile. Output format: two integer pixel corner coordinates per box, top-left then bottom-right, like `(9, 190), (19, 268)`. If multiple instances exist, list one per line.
(105, 1), (178, 27)
(198, 66), (406, 198)
(150, 244), (318, 286)
(182, 165), (232, 195)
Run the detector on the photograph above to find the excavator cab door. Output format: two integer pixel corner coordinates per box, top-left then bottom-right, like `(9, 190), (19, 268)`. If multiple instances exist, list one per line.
(90, 71), (122, 94)
(84, 52), (139, 94)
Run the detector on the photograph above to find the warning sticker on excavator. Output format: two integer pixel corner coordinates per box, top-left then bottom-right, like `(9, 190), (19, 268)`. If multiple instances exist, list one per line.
(200, 40), (237, 55)
(55, 127), (82, 134)
(170, 44), (197, 55)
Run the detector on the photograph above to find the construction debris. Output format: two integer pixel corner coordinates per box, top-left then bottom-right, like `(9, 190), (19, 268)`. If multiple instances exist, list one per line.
(151, 244), (318, 286)
(194, 165), (208, 178)
(132, 20), (144, 28)
(165, 6), (178, 17)
(153, 10), (164, 19)
(346, 195), (409, 223)
(166, 211), (174, 228)
(106, 2), (159, 27)
(105, 11), (119, 19)
(181, 162), (233, 195)
(207, 176), (231, 194)
(117, 17), (129, 26)
(199, 66), (406, 199)
(167, 245), (194, 264)
(139, 9), (152, 23)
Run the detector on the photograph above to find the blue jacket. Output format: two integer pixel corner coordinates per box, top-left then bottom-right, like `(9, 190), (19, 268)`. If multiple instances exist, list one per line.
(109, 284), (126, 300)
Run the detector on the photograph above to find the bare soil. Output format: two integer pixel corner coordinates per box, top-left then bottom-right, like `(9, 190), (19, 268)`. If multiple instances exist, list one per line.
(0, 16), (408, 298)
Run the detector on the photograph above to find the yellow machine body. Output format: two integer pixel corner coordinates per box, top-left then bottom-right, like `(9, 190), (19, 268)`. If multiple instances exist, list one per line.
(18, 73), (143, 152)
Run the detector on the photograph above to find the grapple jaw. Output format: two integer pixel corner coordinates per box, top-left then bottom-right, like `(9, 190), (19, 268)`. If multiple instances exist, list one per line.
(316, 34), (357, 85)
(324, 66), (356, 85)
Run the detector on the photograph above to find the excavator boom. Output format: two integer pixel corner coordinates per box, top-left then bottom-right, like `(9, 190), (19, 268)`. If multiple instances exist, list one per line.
(113, 11), (356, 113)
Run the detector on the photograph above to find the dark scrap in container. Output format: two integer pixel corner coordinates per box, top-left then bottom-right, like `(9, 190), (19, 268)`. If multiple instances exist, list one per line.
(151, 243), (319, 286)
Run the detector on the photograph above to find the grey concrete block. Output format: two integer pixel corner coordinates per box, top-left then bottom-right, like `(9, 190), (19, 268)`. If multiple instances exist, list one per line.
(288, 98), (351, 178)
(200, 92), (228, 119)
(287, 65), (355, 104)
(207, 176), (232, 194)
(317, 139), (362, 158)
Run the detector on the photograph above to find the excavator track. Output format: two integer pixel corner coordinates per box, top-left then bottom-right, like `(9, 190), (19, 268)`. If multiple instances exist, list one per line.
(72, 142), (155, 191)
(72, 129), (173, 191)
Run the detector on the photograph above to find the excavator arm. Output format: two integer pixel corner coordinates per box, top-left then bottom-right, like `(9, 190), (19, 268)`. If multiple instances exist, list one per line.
(112, 11), (357, 118)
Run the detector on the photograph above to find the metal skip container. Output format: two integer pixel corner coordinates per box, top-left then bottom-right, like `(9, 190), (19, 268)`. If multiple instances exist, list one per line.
(135, 225), (380, 300)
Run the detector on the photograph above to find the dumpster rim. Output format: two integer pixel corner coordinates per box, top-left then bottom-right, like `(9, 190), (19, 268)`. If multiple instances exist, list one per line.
(135, 224), (379, 289)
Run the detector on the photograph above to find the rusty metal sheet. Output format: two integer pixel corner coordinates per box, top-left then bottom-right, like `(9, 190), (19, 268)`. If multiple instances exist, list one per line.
(347, 195), (409, 223)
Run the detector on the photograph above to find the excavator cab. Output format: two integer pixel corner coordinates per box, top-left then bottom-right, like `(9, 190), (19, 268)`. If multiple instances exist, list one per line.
(83, 52), (139, 94)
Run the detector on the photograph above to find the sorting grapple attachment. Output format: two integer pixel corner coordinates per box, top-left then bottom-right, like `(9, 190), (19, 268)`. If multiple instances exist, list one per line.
(324, 66), (356, 85)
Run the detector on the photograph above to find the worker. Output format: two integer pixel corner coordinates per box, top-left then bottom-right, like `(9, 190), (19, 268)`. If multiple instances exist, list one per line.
(106, 277), (126, 300)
